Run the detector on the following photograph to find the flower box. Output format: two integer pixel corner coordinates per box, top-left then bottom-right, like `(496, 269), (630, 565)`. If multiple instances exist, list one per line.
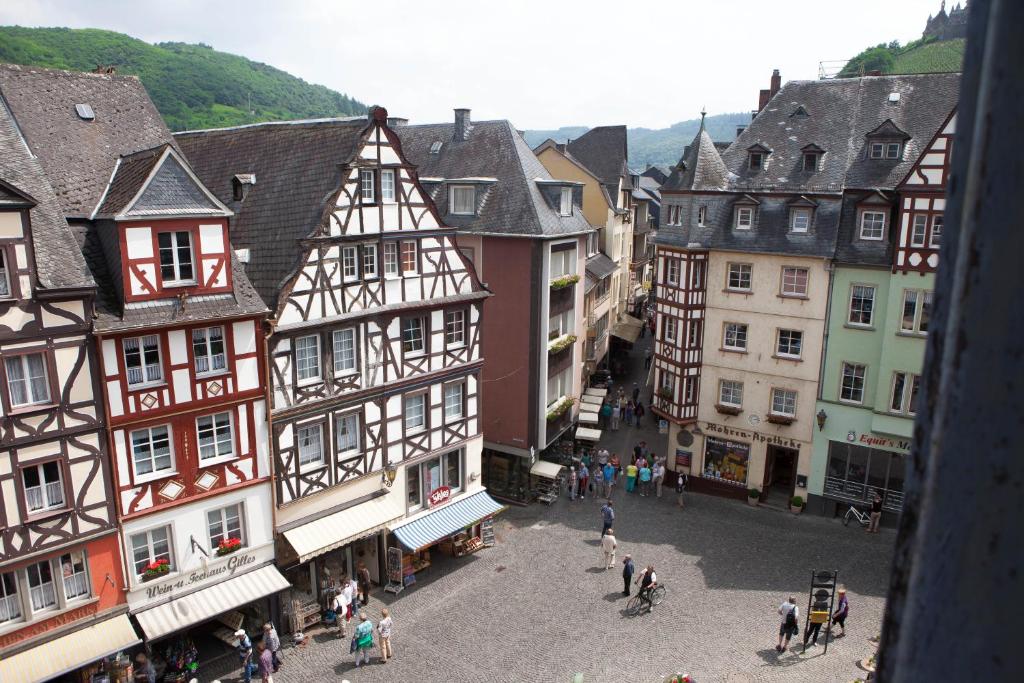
(216, 537), (243, 556)
(549, 274), (580, 290)
(548, 334), (577, 355)
(766, 413), (795, 425)
(715, 404), (741, 416)
(142, 558), (170, 582)
(546, 396), (574, 421)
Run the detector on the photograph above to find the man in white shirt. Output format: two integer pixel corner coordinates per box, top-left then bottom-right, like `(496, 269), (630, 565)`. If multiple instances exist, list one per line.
(653, 461), (666, 497)
(601, 528), (617, 569)
(776, 596), (799, 652)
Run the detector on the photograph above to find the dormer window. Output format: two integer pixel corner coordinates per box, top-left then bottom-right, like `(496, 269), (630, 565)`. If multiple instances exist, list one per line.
(870, 142), (902, 160)
(697, 206), (707, 227)
(360, 169), (375, 203)
(802, 153), (818, 172)
(749, 152), (764, 170)
(746, 144), (770, 171)
(859, 210), (886, 240)
(559, 187), (573, 217)
(790, 208), (811, 233)
(450, 185), (475, 215)
(735, 207), (754, 230)
(157, 231), (195, 284)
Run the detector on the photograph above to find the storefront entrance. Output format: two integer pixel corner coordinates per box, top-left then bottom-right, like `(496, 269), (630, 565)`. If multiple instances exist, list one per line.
(762, 445), (799, 505)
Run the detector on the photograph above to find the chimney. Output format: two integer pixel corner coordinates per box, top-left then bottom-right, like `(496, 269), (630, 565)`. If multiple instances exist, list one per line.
(770, 69), (781, 96)
(756, 69), (782, 114)
(454, 108), (472, 141)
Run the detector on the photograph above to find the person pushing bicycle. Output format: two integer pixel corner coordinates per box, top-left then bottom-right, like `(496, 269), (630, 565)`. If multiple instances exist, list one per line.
(635, 564), (658, 609)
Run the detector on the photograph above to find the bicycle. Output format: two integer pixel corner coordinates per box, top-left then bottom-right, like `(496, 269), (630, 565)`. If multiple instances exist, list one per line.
(626, 584), (666, 616)
(842, 504), (870, 528)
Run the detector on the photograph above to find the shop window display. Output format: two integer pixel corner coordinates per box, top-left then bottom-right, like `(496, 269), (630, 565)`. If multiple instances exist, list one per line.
(824, 441), (906, 510)
(702, 437), (750, 486)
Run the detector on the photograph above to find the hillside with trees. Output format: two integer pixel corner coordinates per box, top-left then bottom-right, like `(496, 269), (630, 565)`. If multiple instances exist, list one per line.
(0, 26), (367, 131)
(839, 36), (964, 77)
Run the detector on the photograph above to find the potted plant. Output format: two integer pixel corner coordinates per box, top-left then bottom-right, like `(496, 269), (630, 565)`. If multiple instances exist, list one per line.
(548, 334), (577, 354)
(747, 488), (761, 507)
(657, 387), (673, 400)
(550, 274), (581, 290)
(790, 495), (805, 514)
(216, 537), (243, 556)
(546, 396), (575, 421)
(142, 558), (170, 582)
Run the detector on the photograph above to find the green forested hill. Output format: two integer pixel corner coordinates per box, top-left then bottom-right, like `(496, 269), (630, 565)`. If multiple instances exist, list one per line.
(0, 26), (367, 130)
(839, 36), (964, 78)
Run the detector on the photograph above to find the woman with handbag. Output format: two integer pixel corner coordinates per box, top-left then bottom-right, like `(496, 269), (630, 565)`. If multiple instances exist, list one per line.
(353, 611), (375, 668)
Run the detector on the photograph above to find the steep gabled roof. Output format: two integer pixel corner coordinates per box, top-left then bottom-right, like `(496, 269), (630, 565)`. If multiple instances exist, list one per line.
(0, 64), (174, 218)
(565, 125), (629, 197)
(398, 120), (592, 238)
(0, 96), (94, 291)
(176, 118), (369, 309)
(662, 116), (732, 192)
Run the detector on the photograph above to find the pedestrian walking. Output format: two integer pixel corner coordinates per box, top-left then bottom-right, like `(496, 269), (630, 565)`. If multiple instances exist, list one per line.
(235, 630), (254, 683)
(353, 611), (374, 668)
(868, 493), (883, 533)
(638, 463), (652, 496)
(578, 463), (590, 500)
(624, 401), (635, 427)
(601, 528), (617, 569)
(256, 641), (274, 683)
(644, 349), (652, 369)
(611, 404), (621, 430)
(568, 466), (578, 501)
(776, 596), (800, 653)
(676, 473), (687, 508)
(625, 462), (638, 493)
(593, 466), (604, 499)
(622, 555), (635, 596)
(635, 401), (645, 423)
(600, 401), (612, 430)
(377, 608), (394, 664)
(633, 443), (642, 463)
(263, 623), (282, 672)
(610, 453), (621, 481)
(653, 460), (665, 497)
(632, 384), (640, 403)
(601, 500), (615, 536)
(597, 448), (609, 468)
(603, 462), (615, 497)
(357, 560), (372, 606)
(831, 588), (849, 637)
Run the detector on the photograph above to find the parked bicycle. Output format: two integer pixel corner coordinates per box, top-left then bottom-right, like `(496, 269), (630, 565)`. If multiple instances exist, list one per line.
(626, 584), (666, 616)
(843, 504), (870, 528)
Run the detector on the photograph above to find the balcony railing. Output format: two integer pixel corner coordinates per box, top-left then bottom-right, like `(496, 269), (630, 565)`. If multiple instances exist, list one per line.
(823, 477), (906, 512)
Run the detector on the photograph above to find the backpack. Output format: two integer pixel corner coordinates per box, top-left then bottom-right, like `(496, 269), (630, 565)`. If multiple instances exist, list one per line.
(784, 605), (798, 629)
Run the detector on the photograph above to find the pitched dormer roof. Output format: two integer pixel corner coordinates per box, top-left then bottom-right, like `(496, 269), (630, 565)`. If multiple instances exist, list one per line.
(866, 119), (912, 140)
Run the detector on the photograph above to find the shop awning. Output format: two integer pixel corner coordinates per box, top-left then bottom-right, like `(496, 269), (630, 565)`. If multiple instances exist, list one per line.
(578, 411), (599, 425)
(611, 315), (645, 344)
(0, 613), (140, 683)
(584, 387), (607, 398)
(581, 394), (603, 406)
(284, 501), (404, 564)
(390, 491), (504, 552)
(576, 427), (603, 442)
(135, 564), (289, 641)
(530, 460), (564, 479)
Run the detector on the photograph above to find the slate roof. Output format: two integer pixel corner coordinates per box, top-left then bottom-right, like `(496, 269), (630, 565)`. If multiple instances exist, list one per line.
(0, 64), (174, 218)
(0, 98), (94, 291)
(585, 253), (617, 280)
(662, 120), (733, 192)
(177, 119), (369, 310)
(565, 126), (629, 199)
(398, 120), (592, 238)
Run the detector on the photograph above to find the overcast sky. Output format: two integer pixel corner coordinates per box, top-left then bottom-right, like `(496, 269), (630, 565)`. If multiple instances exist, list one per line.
(2, 0), (948, 129)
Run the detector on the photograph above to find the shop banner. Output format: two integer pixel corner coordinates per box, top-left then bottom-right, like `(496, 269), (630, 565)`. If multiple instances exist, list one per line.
(675, 449), (692, 469)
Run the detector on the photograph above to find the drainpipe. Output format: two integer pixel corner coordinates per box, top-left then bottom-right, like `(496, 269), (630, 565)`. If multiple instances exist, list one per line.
(817, 259), (835, 401)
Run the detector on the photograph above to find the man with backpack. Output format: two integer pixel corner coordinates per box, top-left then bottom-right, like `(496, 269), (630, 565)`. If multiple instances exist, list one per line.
(776, 596), (800, 653)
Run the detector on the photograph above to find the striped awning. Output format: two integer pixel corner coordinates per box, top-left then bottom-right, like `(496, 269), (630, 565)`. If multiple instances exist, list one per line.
(390, 491), (504, 552)
(283, 499), (404, 564)
(135, 564), (289, 641)
(0, 613), (140, 683)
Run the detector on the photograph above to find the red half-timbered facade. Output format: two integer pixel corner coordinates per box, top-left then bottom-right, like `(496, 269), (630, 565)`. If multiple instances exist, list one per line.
(652, 246), (705, 424)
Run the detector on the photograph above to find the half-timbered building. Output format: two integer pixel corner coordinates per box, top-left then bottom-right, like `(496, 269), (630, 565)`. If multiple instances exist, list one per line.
(178, 107), (496, 611)
(0, 64), (284, 655)
(0, 84), (137, 683)
(398, 110), (594, 504)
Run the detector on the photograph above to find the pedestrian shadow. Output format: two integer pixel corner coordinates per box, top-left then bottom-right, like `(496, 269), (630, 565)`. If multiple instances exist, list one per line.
(754, 647), (806, 667)
(603, 591), (625, 602)
(583, 539), (602, 546)
(584, 566), (607, 574)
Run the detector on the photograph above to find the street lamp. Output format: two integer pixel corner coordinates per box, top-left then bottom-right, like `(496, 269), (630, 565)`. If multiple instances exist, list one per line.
(816, 409), (828, 431)
(381, 463), (398, 489)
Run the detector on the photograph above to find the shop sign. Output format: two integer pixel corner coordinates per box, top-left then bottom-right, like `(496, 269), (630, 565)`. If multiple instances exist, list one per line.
(846, 430), (911, 453)
(703, 422), (802, 450)
(703, 436), (750, 486)
(675, 449), (691, 469)
(128, 542), (275, 607)
(0, 601), (99, 649)
(658, 419), (668, 434)
(428, 486), (452, 508)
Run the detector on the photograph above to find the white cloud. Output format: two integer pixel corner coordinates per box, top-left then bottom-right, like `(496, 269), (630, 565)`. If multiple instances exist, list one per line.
(1, 0), (947, 129)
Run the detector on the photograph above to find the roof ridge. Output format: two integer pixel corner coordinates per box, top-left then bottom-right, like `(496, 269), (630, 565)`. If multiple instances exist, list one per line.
(0, 62), (141, 82)
(505, 120), (546, 236)
(177, 116), (368, 135)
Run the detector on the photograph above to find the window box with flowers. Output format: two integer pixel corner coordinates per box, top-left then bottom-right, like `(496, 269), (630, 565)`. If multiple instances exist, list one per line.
(546, 396), (575, 422)
(766, 413), (795, 425)
(548, 334), (577, 355)
(216, 537), (244, 556)
(142, 558), (171, 582)
(549, 274), (580, 290)
(715, 404), (742, 416)
(657, 387), (673, 401)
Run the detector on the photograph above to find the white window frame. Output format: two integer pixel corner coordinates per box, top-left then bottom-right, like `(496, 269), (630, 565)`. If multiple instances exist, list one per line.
(0, 250), (11, 298)
(450, 185), (475, 215)
(687, 319), (701, 348)
(719, 379), (743, 408)
(400, 240), (418, 275)
(840, 362), (867, 404)
(383, 242), (399, 277)
(207, 503), (244, 550)
(726, 263), (752, 291)
(890, 372), (921, 415)
(25, 560), (56, 614)
(735, 207), (753, 230)
(21, 461), (65, 513)
(559, 187), (573, 216)
(402, 317), (426, 356)
(332, 328), (357, 375)
(443, 382), (465, 423)
(297, 423), (325, 469)
(192, 326), (226, 377)
(780, 267), (809, 297)
(848, 284), (876, 327)
(929, 215), (943, 248)
(130, 425), (174, 481)
(790, 207), (811, 233)
(404, 393), (426, 432)
(335, 412), (360, 455)
(59, 551), (91, 603)
(723, 322), (748, 351)
(294, 335), (322, 384)
(666, 259), (680, 285)
(770, 388), (798, 417)
(196, 411), (234, 463)
(342, 246), (359, 282)
(0, 571), (20, 625)
(123, 335), (163, 387)
(697, 205), (707, 226)
(900, 289), (933, 334)
(663, 317), (677, 342)
(5, 352), (50, 408)
(157, 230), (195, 285)
(776, 329), (803, 359)
(445, 310), (466, 348)
(362, 243), (378, 279)
(910, 214), (928, 247)
(886, 142), (902, 159)
(380, 169), (396, 202)
(869, 142), (884, 159)
(860, 210), (886, 240)
(129, 526), (173, 580)
(360, 169), (375, 203)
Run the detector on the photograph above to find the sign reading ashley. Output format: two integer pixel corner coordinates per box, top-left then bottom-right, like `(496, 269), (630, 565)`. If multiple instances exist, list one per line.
(429, 486), (452, 508)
